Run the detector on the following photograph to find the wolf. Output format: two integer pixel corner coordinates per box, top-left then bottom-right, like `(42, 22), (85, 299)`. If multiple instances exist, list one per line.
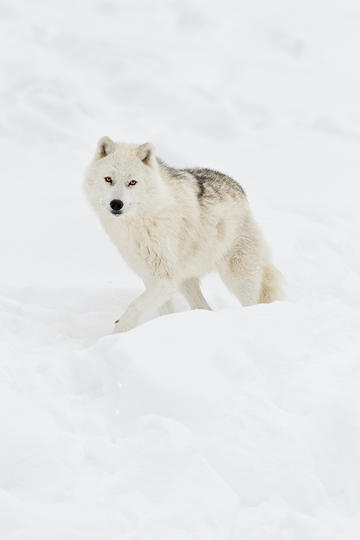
(84, 137), (284, 332)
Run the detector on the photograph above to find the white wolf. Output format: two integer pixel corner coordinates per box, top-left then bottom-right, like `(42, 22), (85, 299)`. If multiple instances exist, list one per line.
(84, 137), (284, 332)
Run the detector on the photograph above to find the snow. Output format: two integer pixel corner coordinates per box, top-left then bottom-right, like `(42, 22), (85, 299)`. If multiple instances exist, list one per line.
(1, 0), (360, 538)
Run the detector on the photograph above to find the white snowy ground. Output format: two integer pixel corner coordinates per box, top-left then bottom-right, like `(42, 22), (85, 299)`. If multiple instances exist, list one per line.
(1, 0), (360, 538)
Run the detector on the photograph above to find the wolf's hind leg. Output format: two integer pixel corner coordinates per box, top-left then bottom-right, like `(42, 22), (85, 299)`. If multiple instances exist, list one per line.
(259, 263), (284, 303)
(219, 254), (283, 306)
(218, 257), (263, 306)
(158, 300), (175, 316)
(180, 278), (211, 310)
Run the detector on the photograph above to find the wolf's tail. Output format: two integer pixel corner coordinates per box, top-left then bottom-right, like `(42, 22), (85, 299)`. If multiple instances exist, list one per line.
(259, 263), (285, 303)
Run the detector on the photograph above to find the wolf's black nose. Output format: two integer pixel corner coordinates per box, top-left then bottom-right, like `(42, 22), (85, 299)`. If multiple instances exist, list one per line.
(110, 199), (123, 211)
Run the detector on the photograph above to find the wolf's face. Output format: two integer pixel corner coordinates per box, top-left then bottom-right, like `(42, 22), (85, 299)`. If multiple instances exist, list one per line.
(84, 137), (161, 218)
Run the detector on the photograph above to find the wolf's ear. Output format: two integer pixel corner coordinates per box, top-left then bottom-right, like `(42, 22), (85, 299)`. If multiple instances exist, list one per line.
(137, 142), (154, 165)
(95, 136), (115, 159)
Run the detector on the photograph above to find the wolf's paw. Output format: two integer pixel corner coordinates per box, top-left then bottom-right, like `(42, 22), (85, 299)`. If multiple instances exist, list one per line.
(112, 317), (135, 334)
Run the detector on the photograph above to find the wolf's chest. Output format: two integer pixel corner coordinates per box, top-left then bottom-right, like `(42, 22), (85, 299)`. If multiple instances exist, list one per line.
(118, 222), (173, 279)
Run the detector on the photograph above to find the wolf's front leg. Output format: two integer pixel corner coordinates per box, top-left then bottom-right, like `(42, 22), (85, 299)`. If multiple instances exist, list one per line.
(113, 279), (178, 333)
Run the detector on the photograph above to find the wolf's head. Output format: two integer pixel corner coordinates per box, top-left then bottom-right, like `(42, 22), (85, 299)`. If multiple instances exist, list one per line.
(84, 137), (164, 218)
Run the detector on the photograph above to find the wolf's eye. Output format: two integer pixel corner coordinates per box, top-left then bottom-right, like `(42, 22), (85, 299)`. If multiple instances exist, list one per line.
(128, 180), (137, 186)
(104, 177), (112, 184)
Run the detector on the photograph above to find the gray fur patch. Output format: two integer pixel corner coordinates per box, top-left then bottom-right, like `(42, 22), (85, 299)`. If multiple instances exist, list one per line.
(196, 176), (206, 199)
(186, 167), (246, 202)
(157, 158), (246, 203)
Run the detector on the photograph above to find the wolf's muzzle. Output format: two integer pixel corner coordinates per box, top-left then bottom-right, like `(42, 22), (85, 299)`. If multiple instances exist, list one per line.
(110, 199), (123, 214)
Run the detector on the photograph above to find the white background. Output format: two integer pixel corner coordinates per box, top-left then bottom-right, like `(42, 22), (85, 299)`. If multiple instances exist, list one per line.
(1, 1), (360, 538)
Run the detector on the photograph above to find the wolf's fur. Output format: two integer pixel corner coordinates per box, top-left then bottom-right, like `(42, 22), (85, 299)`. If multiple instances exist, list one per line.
(84, 137), (284, 332)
